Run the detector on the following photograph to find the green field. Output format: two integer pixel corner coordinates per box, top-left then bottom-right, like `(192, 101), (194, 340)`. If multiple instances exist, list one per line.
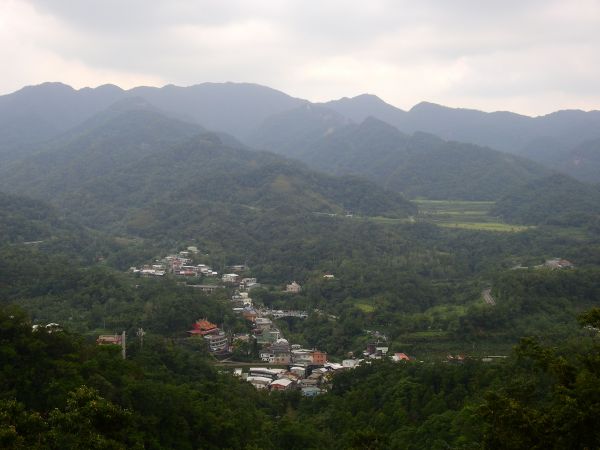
(415, 199), (533, 232)
(355, 302), (376, 313)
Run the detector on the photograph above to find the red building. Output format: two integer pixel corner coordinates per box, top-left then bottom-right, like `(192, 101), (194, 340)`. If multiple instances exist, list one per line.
(97, 334), (122, 345)
(242, 309), (257, 322)
(188, 319), (218, 336)
(311, 350), (327, 365)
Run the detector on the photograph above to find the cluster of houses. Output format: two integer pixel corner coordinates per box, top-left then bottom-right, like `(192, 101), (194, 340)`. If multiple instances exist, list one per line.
(258, 339), (327, 365)
(513, 257), (575, 271)
(128, 250), (381, 395)
(237, 345), (412, 394)
(32, 322), (62, 333)
(335, 340), (411, 368)
(223, 274), (261, 290)
(129, 248), (219, 278)
(183, 270), (311, 358)
(237, 363), (342, 396)
(541, 258), (575, 270)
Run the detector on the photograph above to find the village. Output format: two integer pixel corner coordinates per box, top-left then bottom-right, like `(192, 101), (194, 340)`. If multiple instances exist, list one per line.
(115, 247), (412, 395)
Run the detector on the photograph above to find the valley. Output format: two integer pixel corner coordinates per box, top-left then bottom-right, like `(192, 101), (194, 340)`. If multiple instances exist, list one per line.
(1, 81), (600, 449)
(415, 200), (533, 232)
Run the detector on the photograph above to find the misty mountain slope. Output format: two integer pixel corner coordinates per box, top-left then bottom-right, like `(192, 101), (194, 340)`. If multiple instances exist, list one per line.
(0, 191), (69, 245)
(0, 191), (100, 258)
(322, 93), (407, 125)
(327, 96), (600, 153)
(323, 95), (600, 179)
(401, 102), (535, 152)
(248, 103), (351, 157)
(492, 174), (600, 227)
(520, 137), (600, 184)
(0, 103), (204, 201)
(128, 82), (306, 139)
(250, 111), (550, 200)
(0, 82), (304, 163)
(296, 117), (411, 179)
(0, 82), (125, 162)
(383, 134), (549, 200)
(3, 81), (600, 182)
(561, 138), (600, 183)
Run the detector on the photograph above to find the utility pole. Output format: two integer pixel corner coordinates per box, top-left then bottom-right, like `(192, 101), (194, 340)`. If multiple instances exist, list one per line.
(121, 331), (126, 360)
(137, 327), (145, 350)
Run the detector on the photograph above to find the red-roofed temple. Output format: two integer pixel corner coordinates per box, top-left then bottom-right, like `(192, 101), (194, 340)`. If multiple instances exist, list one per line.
(188, 319), (218, 336)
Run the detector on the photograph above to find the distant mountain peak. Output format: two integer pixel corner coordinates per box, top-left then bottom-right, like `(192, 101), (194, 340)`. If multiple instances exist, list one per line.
(89, 84), (124, 94)
(409, 101), (446, 112)
(15, 81), (75, 96)
(323, 93), (406, 126)
(347, 93), (385, 103)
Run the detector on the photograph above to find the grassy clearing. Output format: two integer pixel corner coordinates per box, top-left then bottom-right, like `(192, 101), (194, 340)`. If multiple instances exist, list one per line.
(437, 222), (532, 232)
(315, 200), (533, 233)
(423, 304), (468, 316)
(355, 302), (376, 313)
(398, 330), (451, 341)
(343, 215), (415, 225)
(415, 199), (495, 208)
(542, 225), (593, 241)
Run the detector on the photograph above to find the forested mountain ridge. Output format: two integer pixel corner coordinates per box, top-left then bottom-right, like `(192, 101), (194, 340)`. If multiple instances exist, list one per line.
(0, 191), (122, 265)
(0, 105), (416, 241)
(3, 81), (600, 182)
(492, 174), (600, 228)
(519, 136), (600, 183)
(2, 83), (600, 449)
(0, 81), (304, 162)
(0, 82), (125, 162)
(324, 96), (600, 182)
(248, 103), (350, 158)
(252, 113), (551, 200)
(51, 131), (416, 231)
(0, 104), (205, 201)
(0, 191), (69, 245)
(126, 82), (306, 139)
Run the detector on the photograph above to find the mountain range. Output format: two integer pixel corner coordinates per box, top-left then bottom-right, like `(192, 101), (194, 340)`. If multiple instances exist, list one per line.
(250, 109), (550, 200)
(1, 81), (600, 233)
(2, 81), (600, 184)
(0, 102), (415, 235)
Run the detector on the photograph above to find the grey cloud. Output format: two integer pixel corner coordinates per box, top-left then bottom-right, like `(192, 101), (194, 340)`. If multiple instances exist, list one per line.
(5, 0), (600, 114)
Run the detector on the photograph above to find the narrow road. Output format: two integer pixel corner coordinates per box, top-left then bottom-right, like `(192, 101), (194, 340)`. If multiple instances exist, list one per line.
(482, 289), (496, 306)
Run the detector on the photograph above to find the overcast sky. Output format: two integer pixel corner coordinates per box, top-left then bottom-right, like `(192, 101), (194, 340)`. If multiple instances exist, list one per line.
(1, 0), (599, 115)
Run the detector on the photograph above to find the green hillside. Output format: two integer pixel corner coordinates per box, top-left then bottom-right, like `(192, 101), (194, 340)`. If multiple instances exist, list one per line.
(492, 174), (600, 228)
(48, 131), (414, 234)
(253, 113), (549, 200)
(0, 103), (204, 201)
(0, 192), (68, 245)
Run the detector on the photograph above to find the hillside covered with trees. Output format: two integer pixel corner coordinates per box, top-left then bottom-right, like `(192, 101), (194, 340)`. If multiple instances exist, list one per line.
(1, 81), (600, 448)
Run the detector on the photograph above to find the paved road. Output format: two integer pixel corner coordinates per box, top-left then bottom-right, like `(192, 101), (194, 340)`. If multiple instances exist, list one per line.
(212, 360), (288, 368)
(482, 289), (496, 306)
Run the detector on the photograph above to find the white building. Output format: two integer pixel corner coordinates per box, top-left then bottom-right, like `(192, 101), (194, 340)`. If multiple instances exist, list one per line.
(286, 281), (302, 293)
(222, 273), (240, 283)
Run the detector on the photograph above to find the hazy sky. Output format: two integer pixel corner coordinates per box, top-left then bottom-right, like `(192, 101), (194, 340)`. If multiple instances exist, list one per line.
(1, 0), (599, 115)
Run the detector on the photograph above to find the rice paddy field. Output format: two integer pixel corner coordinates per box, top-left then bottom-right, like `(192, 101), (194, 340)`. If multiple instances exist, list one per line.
(414, 199), (532, 232)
